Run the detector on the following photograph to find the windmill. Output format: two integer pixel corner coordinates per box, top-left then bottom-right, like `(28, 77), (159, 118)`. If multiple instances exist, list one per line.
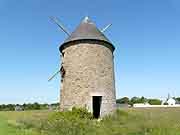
(48, 16), (116, 118)
(48, 16), (112, 82)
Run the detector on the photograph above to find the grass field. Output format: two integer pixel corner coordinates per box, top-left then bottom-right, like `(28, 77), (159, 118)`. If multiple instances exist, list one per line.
(0, 108), (180, 135)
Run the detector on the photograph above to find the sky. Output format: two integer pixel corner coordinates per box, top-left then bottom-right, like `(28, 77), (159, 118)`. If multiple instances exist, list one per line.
(0, 0), (180, 104)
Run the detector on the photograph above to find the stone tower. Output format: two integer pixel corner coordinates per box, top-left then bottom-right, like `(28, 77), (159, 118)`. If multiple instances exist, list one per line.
(59, 17), (116, 118)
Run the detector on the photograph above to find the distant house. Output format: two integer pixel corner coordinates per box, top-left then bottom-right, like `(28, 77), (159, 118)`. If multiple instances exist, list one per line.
(14, 106), (23, 111)
(48, 104), (59, 110)
(162, 94), (177, 105)
(167, 98), (176, 106)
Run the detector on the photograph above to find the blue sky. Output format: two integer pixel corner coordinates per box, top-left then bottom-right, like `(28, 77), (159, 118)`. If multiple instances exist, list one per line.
(0, 0), (180, 104)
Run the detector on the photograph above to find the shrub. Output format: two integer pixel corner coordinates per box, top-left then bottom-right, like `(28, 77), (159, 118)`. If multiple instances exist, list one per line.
(47, 107), (93, 120)
(148, 99), (161, 105)
(40, 107), (95, 135)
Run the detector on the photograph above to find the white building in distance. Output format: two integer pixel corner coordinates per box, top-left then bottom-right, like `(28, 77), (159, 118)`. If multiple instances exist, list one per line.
(167, 98), (176, 106)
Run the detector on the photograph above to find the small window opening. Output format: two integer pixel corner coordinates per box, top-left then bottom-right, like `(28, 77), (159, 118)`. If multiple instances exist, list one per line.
(92, 96), (102, 118)
(60, 66), (65, 82)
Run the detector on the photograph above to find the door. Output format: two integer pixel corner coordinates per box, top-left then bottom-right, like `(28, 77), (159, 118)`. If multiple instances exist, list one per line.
(92, 96), (102, 118)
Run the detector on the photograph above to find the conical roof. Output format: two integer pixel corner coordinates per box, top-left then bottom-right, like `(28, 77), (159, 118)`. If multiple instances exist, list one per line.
(60, 17), (114, 52)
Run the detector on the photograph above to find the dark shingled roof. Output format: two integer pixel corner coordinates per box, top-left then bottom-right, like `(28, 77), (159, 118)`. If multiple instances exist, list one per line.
(59, 17), (114, 52)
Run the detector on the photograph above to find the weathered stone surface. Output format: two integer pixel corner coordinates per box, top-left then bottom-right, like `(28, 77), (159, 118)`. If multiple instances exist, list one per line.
(60, 41), (116, 117)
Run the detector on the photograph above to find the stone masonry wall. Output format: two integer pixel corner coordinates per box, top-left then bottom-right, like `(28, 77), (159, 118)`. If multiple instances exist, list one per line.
(60, 41), (116, 117)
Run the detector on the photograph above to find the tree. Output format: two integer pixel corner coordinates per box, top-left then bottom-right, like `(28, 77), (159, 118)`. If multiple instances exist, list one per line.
(116, 97), (129, 104)
(130, 97), (141, 104)
(176, 97), (180, 102)
(139, 96), (148, 103)
(32, 102), (40, 110)
(129, 96), (148, 105)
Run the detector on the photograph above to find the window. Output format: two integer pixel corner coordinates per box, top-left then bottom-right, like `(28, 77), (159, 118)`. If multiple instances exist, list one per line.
(60, 66), (65, 82)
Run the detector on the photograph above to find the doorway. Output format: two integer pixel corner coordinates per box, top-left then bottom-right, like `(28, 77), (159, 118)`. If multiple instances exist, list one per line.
(92, 96), (102, 118)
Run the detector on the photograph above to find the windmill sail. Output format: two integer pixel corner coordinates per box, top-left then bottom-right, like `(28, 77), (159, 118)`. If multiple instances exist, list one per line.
(50, 16), (70, 36)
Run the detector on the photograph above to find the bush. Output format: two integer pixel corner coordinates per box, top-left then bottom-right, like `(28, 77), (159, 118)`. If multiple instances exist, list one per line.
(40, 107), (95, 135)
(148, 99), (161, 105)
(47, 107), (93, 120)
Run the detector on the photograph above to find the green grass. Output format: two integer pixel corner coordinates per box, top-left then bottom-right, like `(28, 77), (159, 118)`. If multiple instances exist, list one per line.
(0, 111), (50, 135)
(0, 115), (17, 135)
(1, 108), (180, 135)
